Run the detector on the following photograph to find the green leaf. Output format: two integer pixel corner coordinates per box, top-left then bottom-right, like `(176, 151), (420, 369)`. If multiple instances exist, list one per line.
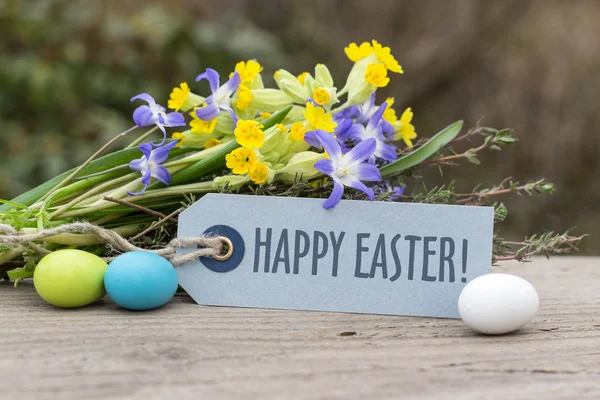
(380, 120), (463, 177)
(167, 106), (293, 187)
(0, 142), (195, 212)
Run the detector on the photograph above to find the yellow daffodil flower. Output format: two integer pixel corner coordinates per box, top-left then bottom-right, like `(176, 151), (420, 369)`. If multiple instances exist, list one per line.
(364, 63), (390, 87)
(313, 88), (331, 105)
(290, 121), (308, 141)
(171, 132), (185, 147)
(304, 102), (337, 132)
(344, 42), (375, 62)
(234, 120), (265, 148)
(396, 107), (417, 147)
(234, 60), (263, 84)
(371, 40), (403, 74)
(168, 82), (191, 111)
(235, 85), (253, 110)
(383, 97), (398, 123)
(204, 138), (222, 149)
(249, 162), (269, 184)
(190, 107), (218, 134)
(225, 147), (258, 174)
(297, 72), (309, 85)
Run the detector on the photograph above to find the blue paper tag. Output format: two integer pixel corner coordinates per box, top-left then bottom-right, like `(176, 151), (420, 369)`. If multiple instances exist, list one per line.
(176, 194), (494, 318)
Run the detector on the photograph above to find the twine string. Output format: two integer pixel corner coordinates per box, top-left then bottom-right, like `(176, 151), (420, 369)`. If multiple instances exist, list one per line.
(0, 222), (225, 266)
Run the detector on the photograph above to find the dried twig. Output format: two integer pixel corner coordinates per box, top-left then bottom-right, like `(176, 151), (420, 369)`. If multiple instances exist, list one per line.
(103, 196), (178, 222)
(130, 207), (185, 241)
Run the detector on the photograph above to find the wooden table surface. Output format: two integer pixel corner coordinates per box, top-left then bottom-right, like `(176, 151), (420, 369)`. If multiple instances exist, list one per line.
(0, 256), (598, 399)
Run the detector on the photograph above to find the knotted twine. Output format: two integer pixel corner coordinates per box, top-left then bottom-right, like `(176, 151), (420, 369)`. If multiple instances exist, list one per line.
(0, 222), (225, 266)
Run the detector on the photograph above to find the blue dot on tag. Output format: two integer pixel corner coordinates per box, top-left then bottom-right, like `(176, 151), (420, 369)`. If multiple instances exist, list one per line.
(200, 225), (245, 273)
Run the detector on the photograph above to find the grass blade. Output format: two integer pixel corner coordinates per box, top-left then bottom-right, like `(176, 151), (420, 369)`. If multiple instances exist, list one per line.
(379, 120), (463, 177)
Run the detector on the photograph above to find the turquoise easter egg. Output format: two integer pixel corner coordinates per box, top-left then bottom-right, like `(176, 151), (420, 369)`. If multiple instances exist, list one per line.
(104, 251), (178, 311)
(34, 249), (108, 308)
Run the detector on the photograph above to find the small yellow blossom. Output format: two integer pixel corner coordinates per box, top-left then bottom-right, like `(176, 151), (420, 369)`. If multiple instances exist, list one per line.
(290, 122), (308, 141)
(234, 120), (265, 148)
(344, 42), (374, 62)
(397, 107), (417, 147)
(276, 123), (287, 133)
(190, 109), (218, 134)
(249, 162), (269, 184)
(234, 60), (263, 84)
(168, 82), (191, 111)
(383, 97), (398, 123)
(304, 102), (337, 132)
(225, 147), (258, 174)
(313, 88), (330, 105)
(260, 112), (272, 120)
(364, 63), (390, 87)
(172, 132), (185, 148)
(204, 138), (222, 149)
(235, 85), (253, 110)
(297, 72), (309, 84)
(371, 40), (403, 74)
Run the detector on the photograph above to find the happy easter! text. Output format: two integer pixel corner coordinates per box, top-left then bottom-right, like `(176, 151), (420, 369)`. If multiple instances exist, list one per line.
(253, 228), (469, 283)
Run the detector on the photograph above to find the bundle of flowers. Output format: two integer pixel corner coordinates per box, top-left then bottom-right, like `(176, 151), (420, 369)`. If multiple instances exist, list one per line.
(0, 40), (583, 283)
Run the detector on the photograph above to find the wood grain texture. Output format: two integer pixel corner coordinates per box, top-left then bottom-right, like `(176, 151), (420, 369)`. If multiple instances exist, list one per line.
(0, 257), (598, 399)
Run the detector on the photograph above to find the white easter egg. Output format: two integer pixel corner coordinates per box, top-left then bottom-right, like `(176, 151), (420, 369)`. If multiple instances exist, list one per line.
(458, 273), (539, 335)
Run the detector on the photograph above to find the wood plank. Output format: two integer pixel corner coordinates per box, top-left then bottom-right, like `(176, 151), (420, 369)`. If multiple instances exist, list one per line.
(0, 257), (598, 399)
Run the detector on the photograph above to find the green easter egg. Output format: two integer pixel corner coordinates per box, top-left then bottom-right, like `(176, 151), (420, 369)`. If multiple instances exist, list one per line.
(34, 249), (108, 308)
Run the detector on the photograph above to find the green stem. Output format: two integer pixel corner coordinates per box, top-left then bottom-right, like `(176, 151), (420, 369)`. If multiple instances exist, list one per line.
(58, 182), (214, 219)
(330, 102), (350, 115)
(72, 164), (129, 181)
(49, 173), (139, 219)
(7, 267), (34, 281)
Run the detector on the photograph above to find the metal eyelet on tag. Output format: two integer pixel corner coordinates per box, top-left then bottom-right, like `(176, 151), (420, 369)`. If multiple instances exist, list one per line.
(198, 225), (245, 273)
(213, 237), (234, 261)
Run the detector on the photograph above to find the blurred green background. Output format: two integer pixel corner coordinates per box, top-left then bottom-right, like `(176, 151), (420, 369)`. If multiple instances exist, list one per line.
(0, 0), (598, 253)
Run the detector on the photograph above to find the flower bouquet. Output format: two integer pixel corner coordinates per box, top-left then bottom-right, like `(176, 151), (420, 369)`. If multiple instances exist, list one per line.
(0, 40), (583, 285)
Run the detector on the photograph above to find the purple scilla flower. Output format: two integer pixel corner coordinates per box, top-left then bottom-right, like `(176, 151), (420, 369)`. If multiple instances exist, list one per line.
(313, 130), (382, 209)
(377, 183), (406, 200)
(350, 102), (397, 162)
(304, 119), (361, 153)
(341, 92), (394, 138)
(195, 68), (241, 126)
(131, 94), (185, 145)
(127, 141), (177, 196)
(355, 92), (377, 125)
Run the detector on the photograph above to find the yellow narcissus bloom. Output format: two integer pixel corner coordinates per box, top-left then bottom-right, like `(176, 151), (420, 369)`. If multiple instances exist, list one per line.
(364, 63), (390, 87)
(172, 132), (185, 147)
(204, 138), (222, 149)
(383, 97), (398, 123)
(303, 102), (337, 132)
(225, 147), (258, 175)
(371, 40), (403, 74)
(395, 107), (417, 147)
(168, 83), (191, 111)
(234, 60), (263, 84)
(297, 72), (309, 85)
(235, 85), (253, 110)
(344, 42), (375, 62)
(290, 122), (308, 141)
(190, 107), (218, 134)
(234, 120), (265, 148)
(312, 88), (330, 105)
(249, 162), (269, 184)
